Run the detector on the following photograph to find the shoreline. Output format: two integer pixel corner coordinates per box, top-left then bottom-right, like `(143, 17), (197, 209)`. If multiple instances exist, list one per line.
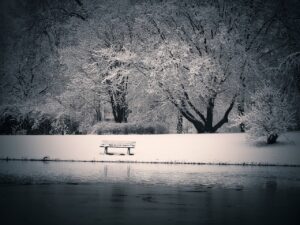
(1, 157), (300, 167)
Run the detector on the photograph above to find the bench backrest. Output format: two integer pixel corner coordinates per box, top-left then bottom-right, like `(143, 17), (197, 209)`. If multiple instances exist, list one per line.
(100, 140), (136, 148)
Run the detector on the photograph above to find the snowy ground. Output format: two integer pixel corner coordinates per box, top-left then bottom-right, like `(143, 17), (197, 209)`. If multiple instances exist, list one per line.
(0, 132), (300, 165)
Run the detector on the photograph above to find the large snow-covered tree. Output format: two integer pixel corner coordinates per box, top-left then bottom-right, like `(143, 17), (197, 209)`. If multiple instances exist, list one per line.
(81, 5), (139, 123)
(83, 46), (137, 123)
(139, 2), (244, 133)
(55, 0), (141, 124)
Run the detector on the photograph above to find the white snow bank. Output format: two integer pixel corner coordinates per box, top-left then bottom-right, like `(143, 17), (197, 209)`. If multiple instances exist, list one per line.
(0, 132), (299, 165)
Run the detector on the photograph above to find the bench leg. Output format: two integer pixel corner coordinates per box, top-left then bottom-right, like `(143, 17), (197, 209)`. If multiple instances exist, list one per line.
(127, 147), (131, 155)
(105, 147), (108, 154)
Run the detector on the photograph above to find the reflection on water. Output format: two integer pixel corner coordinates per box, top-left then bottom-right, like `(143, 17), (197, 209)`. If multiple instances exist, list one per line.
(0, 161), (300, 189)
(1, 161), (300, 225)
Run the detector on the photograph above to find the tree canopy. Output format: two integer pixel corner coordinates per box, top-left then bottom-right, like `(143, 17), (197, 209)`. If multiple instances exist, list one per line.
(0, 0), (299, 134)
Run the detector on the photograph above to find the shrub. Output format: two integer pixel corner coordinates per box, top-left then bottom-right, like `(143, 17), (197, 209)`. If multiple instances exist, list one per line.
(0, 106), (22, 134)
(31, 112), (53, 135)
(233, 82), (296, 144)
(90, 122), (168, 134)
(0, 114), (19, 134)
(50, 114), (80, 134)
(20, 115), (35, 134)
(0, 107), (53, 135)
(0, 107), (80, 135)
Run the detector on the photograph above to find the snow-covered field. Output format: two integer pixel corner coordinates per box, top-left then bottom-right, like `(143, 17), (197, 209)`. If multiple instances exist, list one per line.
(0, 132), (300, 165)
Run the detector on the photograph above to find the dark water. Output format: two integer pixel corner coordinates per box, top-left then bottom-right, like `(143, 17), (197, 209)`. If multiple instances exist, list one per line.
(0, 161), (300, 225)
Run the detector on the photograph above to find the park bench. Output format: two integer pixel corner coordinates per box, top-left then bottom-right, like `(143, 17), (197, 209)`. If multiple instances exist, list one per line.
(100, 140), (136, 155)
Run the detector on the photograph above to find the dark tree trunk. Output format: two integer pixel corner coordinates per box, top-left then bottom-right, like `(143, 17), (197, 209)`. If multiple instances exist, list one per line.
(95, 108), (102, 122)
(107, 75), (129, 123)
(176, 112), (183, 133)
(267, 134), (278, 144)
(110, 93), (128, 123)
(205, 98), (214, 133)
(167, 84), (236, 134)
(113, 105), (128, 123)
(193, 121), (205, 133)
(188, 96), (236, 134)
(238, 60), (247, 132)
(238, 103), (245, 132)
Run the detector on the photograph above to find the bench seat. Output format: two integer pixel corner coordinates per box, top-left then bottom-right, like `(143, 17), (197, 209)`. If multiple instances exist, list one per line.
(100, 141), (136, 155)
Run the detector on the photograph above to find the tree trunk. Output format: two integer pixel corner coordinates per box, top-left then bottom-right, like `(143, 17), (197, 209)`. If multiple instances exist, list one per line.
(107, 75), (129, 123)
(205, 98), (214, 133)
(237, 103), (245, 132)
(168, 86), (236, 134)
(176, 96), (236, 134)
(111, 101), (128, 123)
(238, 60), (247, 132)
(267, 134), (278, 144)
(192, 121), (205, 133)
(176, 112), (183, 134)
(95, 108), (102, 122)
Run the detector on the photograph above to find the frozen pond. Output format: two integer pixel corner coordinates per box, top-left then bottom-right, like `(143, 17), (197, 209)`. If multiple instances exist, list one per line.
(1, 161), (300, 225)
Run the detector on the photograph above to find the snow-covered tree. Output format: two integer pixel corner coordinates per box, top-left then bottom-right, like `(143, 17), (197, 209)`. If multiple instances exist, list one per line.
(60, 1), (143, 124)
(83, 46), (137, 123)
(1, 0), (299, 134)
(0, 0), (86, 109)
(205, 0), (300, 132)
(234, 81), (296, 144)
(139, 2), (244, 133)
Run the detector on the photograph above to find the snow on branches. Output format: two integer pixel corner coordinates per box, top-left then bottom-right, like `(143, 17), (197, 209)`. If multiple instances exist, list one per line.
(234, 81), (296, 144)
(140, 2), (244, 133)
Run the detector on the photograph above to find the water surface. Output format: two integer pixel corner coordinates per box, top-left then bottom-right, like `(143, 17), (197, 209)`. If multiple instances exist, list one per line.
(0, 161), (299, 225)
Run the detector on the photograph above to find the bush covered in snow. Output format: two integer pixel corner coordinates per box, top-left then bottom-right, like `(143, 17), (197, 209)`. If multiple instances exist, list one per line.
(0, 106), (21, 134)
(50, 114), (80, 135)
(30, 111), (54, 134)
(234, 82), (296, 144)
(0, 107), (80, 135)
(90, 122), (168, 135)
(0, 106), (41, 134)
